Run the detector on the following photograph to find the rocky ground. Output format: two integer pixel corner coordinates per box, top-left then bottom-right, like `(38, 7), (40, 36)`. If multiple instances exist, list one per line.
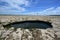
(0, 16), (60, 40)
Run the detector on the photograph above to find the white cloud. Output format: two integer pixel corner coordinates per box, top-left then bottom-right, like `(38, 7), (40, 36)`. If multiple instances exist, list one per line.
(0, 6), (25, 14)
(26, 7), (60, 15)
(38, 7), (55, 15)
(0, 0), (60, 15)
(4, 0), (30, 7)
(37, 7), (60, 15)
(0, 0), (30, 12)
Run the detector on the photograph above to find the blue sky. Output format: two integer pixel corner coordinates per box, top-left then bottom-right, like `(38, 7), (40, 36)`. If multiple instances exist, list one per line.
(0, 0), (60, 15)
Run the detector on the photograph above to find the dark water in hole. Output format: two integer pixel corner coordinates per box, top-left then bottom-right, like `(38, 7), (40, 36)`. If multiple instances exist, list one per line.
(3, 20), (53, 29)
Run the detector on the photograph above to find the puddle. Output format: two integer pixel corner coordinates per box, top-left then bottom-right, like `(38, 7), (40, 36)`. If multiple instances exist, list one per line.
(3, 20), (53, 29)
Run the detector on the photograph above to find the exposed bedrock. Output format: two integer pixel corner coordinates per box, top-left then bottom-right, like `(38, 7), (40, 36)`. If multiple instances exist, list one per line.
(0, 16), (60, 40)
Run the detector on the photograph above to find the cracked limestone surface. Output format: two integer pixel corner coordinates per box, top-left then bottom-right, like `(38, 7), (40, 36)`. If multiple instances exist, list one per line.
(0, 26), (60, 40)
(0, 16), (60, 40)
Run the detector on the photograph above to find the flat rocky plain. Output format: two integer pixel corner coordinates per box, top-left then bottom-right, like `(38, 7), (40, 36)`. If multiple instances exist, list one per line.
(0, 16), (60, 40)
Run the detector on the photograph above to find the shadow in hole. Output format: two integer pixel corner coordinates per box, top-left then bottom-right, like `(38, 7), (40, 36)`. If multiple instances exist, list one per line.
(3, 20), (53, 29)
